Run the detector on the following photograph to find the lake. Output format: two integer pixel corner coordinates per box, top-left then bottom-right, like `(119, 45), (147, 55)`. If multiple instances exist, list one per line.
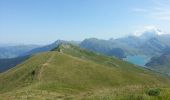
(124, 55), (151, 67)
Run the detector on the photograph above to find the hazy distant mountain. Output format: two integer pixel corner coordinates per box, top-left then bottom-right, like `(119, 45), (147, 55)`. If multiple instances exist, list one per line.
(80, 30), (170, 57)
(0, 56), (29, 73)
(79, 28), (170, 66)
(7, 28), (170, 67)
(115, 29), (169, 55)
(0, 45), (39, 58)
(80, 38), (126, 58)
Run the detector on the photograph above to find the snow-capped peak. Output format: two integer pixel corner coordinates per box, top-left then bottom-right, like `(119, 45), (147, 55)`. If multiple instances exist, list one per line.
(133, 26), (166, 37)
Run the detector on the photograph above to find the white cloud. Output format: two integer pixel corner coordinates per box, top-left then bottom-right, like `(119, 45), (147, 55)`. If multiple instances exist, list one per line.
(133, 0), (170, 21)
(144, 25), (157, 30)
(150, 8), (170, 20)
(133, 25), (167, 36)
(133, 25), (155, 36)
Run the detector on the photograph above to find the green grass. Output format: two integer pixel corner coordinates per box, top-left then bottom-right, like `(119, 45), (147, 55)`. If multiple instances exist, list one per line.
(0, 43), (170, 99)
(82, 86), (170, 100)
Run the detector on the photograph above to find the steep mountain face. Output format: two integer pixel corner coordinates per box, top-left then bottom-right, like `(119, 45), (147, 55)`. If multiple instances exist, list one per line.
(80, 38), (126, 59)
(146, 48), (170, 75)
(0, 43), (170, 99)
(139, 37), (166, 56)
(113, 36), (142, 49)
(0, 45), (39, 58)
(114, 30), (168, 56)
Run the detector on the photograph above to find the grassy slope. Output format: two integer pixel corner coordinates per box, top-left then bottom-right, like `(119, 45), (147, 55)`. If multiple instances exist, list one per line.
(0, 44), (170, 100)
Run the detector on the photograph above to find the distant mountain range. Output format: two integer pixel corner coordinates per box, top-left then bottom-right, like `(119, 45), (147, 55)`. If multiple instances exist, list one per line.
(19, 28), (170, 60)
(79, 29), (170, 67)
(80, 38), (126, 58)
(0, 45), (39, 58)
(1, 28), (170, 73)
(0, 56), (29, 73)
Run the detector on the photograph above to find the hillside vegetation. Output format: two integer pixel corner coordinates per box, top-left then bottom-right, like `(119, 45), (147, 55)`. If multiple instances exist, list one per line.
(0, 43), (170, 100)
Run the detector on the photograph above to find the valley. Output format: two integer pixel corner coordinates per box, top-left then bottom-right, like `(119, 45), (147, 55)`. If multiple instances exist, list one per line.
(124, 55), (151, 67)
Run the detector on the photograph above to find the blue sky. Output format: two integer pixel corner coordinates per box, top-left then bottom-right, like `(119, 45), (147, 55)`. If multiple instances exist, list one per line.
(0, 0), (170, 44)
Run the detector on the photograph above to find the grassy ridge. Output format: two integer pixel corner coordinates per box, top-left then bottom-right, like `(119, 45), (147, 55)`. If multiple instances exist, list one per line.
(0, 43), (170, 99)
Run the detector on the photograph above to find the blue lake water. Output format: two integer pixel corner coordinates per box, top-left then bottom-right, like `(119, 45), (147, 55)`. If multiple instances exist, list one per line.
(124, 55), (151, 67)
